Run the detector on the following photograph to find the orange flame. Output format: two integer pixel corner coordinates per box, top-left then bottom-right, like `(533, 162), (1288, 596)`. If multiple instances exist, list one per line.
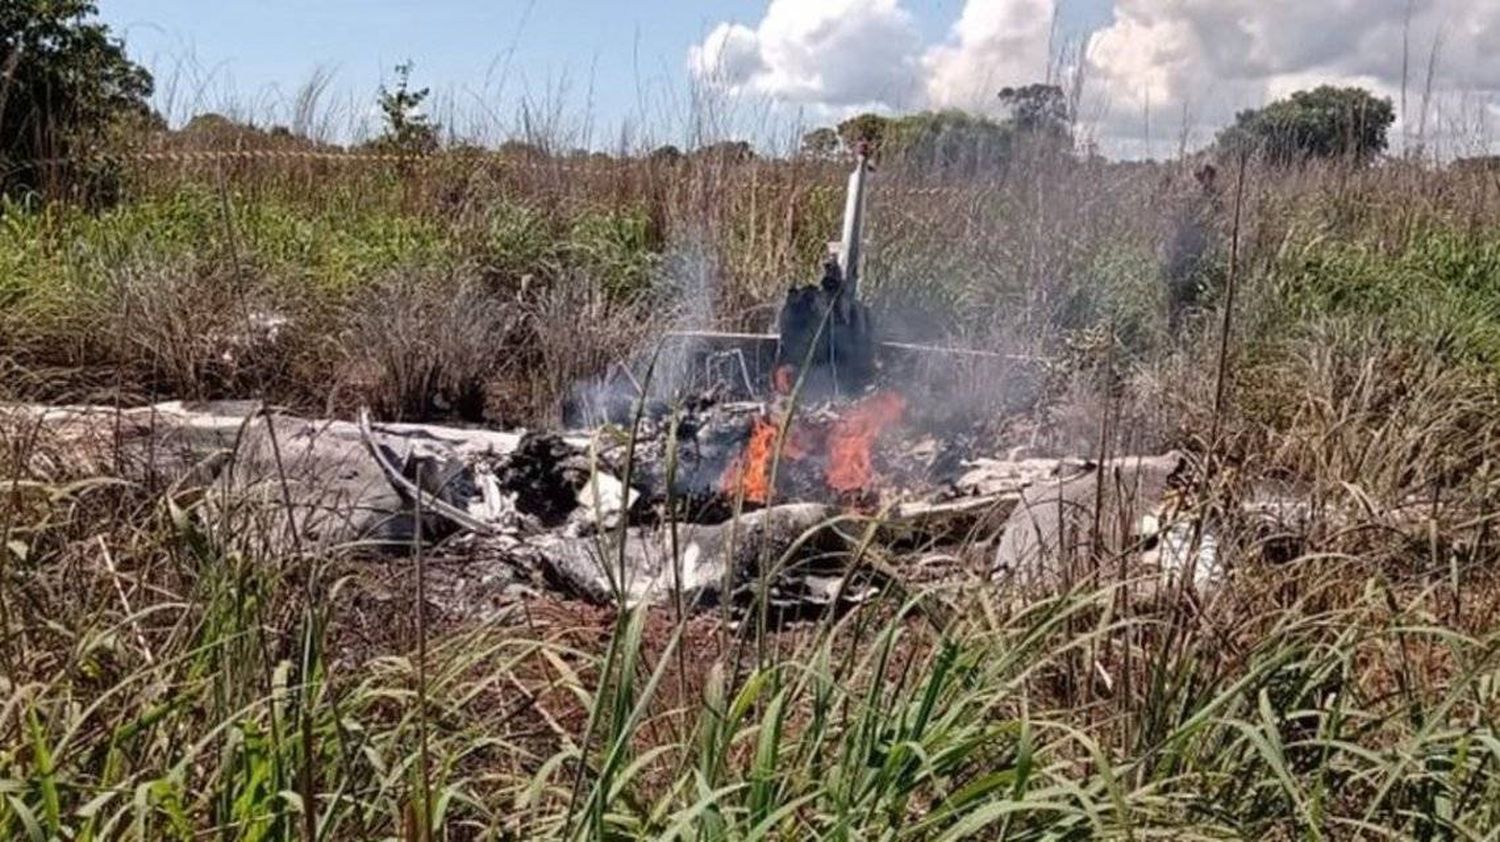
(719, 414), (807, 504)
(825, 392), (907, 494)
(718, 391), (906, 504)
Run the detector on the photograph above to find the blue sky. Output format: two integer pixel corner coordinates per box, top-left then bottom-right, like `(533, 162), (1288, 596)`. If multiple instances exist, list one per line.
(101, 0), (1114, 146)
(99, 0), (1495, 158)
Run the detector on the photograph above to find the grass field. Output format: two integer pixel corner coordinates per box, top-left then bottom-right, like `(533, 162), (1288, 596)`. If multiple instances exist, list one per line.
(4, 146), (1500, 839)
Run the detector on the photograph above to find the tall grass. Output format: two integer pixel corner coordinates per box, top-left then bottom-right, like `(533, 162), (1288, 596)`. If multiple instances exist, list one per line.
(5, 139), (1500, 837)
(4, 422), (1500, 838)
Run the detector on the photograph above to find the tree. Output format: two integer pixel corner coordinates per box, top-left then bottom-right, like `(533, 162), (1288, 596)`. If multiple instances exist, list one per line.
(799, 111), (1015, 173)
(496, 139), (546, 159)
(172, 112), (313, 150)
(692, 140), (755, 164)
(998, 83), (1071, 139)
(1453, 155), (1500, 175)
(836, 113), (891, 152)
(1002, 83), (1074, 149)
(799, 127), (840, 159)
(798, 83), (1076, 175)
(1, 0), (154, 202)
(372, 62), (439, 155)
(1217, 86), (1395, 165)
(884, 110), (1014, 173)
(647, 144), (684, 165)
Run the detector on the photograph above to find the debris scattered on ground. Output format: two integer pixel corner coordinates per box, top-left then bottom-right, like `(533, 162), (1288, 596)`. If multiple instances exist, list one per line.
(5, 397), (1238, 624)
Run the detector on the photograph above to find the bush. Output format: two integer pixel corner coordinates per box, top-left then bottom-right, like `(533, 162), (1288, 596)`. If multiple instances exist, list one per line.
(337, 269), (523, 422)
(1218, 86), (1395, 165)
(567, 207), (662, 300)
(365, 62), (440, 156)
(0, 0), (155, 203)
(1274, 225), (1500, 366)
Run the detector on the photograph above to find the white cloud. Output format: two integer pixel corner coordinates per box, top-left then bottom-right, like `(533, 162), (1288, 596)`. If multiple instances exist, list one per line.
(923, 0), (1057, 110)
(687, 0), (925, 110)
(689, 23), (767, 88)
(1082, 0), (1500, 155)
(690, 0), (1500, 156)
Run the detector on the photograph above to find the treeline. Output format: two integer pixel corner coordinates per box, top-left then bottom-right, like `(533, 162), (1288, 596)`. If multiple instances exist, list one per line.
(1, 0), (1482, 206)
(797, 83), (1076, 172)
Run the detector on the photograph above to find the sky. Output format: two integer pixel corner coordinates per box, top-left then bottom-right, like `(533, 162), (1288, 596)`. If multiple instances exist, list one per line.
(100, 0), (1499, 158)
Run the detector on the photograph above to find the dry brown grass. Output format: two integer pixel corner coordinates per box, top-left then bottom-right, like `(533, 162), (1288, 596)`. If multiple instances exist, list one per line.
(5, 145), (1500, 836)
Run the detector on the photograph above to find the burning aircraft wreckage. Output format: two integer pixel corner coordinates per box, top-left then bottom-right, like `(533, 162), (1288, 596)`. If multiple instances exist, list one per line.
(8, 154), (1255, 625)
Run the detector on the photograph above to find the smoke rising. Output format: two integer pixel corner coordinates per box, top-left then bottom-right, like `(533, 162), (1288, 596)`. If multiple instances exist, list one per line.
(562, 232), (733, 427)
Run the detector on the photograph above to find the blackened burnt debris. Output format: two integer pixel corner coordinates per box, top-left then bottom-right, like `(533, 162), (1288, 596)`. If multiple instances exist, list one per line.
(7, 381), (1259, 629)
(0, 259), (1246, 625)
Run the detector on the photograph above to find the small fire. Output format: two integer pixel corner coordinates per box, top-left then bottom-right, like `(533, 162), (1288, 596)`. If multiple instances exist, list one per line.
(825, 392), (907, 493)
(720, 416), (779, 504)
(718, 391), (906, 504)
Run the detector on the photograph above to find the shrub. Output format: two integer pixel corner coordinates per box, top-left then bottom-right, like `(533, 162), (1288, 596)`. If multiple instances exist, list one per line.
(365, 61), (440, 156)
(1218, 86), (1395, 165)
(567, 207), (662, 301)
(0, 0), (155, 203)
(337, 268), (523, 422)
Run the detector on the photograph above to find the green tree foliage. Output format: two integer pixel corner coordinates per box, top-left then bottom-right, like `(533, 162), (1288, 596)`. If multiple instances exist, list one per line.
(829, 111), (1013, 172)
(171, 112), (316, 151)
(811, 83), (1072, 172)
(0, 0), (154, 202)
(371, 62), (439, 155)
(997, 83), (1072, 144)
(647, 144), (684, 165)
(885, 110), (1014, 172)
(1218, 86), (1395, 165)
(836, 113), (891, 151)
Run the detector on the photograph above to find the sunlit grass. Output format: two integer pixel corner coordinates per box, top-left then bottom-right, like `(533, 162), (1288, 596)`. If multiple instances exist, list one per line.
(3, 146), (1500, 838)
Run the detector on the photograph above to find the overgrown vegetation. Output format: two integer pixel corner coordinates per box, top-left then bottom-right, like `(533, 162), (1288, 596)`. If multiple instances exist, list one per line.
(367, 62), (441, 156)
(0, 0), (155, 202)
(1218, 86), (1397, 166)
(4, 45), (1500, 838)
(799, 83), (1074, 173)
